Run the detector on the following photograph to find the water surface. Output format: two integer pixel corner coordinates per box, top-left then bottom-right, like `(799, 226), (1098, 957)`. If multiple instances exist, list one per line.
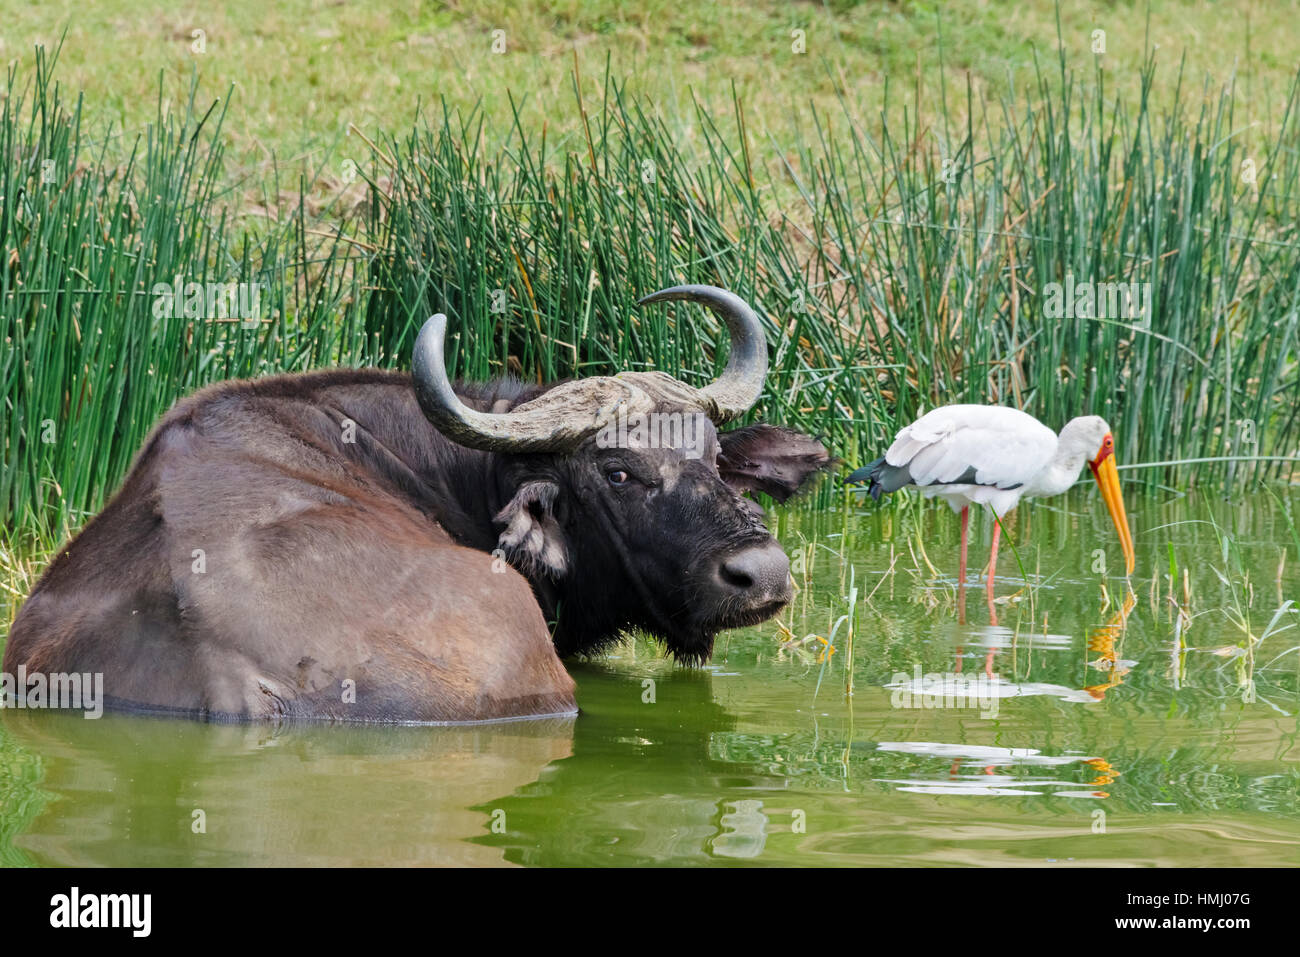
(2, 487), (1298, 866)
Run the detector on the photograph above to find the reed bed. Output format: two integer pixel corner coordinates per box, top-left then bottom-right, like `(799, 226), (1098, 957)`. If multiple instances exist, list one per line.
(4, 39), (1300, 542)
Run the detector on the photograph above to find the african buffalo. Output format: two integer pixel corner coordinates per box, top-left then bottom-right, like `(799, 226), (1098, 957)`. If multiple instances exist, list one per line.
(4, 286), (829, 723)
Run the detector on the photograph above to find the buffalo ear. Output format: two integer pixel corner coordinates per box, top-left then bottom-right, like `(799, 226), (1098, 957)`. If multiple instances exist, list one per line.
(717, 425), (832, 503)
(494, 480), (568, 578)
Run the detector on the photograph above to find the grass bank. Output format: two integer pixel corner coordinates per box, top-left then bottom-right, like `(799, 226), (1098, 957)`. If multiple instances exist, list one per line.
(4, 22), (1300, 544)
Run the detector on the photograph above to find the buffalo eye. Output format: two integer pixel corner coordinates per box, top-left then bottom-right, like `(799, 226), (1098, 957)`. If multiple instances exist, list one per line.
(606, 469), (630, 487)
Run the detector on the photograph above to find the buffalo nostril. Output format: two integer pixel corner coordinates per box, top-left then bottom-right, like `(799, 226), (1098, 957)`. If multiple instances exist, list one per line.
(720, 559), (757, 590)
(717, 543), (791, 601)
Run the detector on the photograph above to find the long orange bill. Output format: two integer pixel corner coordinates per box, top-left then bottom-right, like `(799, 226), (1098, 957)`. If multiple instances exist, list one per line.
(1088, 435), (1136, 577)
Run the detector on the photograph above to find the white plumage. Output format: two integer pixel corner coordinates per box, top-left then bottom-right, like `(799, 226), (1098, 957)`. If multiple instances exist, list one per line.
(884, 405), (1060, 516)
(851, 404), (1136, 590)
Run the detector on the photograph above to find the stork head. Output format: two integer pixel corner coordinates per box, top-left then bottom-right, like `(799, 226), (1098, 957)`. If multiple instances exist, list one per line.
(1061, 416), (1136, 577)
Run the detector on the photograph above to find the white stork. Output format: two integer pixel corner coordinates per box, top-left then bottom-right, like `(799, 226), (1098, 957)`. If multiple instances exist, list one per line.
(848, 406), (1136, 593)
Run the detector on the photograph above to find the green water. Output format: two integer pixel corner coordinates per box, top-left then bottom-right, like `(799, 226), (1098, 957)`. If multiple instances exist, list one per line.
(2, 488), (1299, 866)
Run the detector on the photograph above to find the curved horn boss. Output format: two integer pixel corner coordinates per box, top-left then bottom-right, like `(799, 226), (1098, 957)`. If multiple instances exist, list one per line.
(635, 284), (768, 422)
(411, 284), (770, 451)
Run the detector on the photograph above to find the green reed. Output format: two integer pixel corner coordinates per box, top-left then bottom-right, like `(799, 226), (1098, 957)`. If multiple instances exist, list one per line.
(1, 46), (372, 541)
(359, 47), (1300, 495)
(5, 34), (1300, 544)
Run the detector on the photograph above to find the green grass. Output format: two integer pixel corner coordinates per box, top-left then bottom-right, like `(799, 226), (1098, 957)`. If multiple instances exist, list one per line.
(4, 14), (1300, 547)
(0, 45), (374, 540)
(5, 1), (1299, 186)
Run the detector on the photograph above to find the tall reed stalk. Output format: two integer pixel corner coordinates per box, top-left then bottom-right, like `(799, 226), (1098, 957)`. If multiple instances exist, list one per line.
(5, 37), (1300, 543)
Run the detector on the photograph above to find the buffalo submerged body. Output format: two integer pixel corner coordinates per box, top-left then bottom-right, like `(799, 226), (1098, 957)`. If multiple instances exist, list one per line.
(5, 286), (829, 723)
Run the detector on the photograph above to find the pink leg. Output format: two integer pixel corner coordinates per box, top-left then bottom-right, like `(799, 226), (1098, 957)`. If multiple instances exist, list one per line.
(957, 506), (970, 625)
(986, 517), (1001, 596)
(959, 506), (970, 586)
(985, 516), (1001, 646)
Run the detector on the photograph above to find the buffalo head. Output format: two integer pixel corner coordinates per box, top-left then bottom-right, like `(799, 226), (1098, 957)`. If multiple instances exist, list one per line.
(411, 285), (830, 662)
